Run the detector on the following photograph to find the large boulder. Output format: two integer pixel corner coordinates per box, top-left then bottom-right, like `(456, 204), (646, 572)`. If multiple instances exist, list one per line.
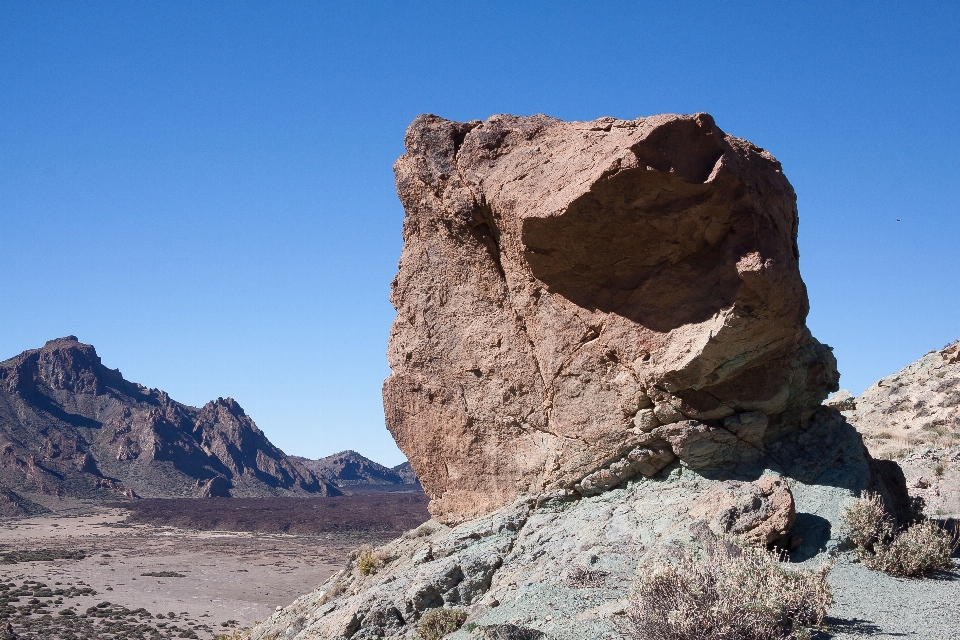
(246, 112), (914, 640)
(384, 112), (838, 523)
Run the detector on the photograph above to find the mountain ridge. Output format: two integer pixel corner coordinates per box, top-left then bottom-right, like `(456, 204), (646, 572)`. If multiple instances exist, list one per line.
(0, 336), (340, 502)
(293, 450), (421, 491)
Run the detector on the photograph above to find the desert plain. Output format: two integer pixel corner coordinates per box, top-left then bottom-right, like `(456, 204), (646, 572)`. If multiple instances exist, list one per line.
(0, 495), (429, 639)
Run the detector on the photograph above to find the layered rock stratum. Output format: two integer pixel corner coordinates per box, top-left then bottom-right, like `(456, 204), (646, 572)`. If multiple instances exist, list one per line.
(246, 112), (913, 640)
(0, 336), (338, 501)
(385, 112), (840, 523)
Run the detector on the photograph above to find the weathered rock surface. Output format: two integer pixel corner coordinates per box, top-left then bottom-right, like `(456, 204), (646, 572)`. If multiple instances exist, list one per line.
(688, 475), (796, 547)
(839, 339), (960, 517)
(0, 337), (338, 500)
(246, 408), (900, 640)
(385, 112), (839, 523)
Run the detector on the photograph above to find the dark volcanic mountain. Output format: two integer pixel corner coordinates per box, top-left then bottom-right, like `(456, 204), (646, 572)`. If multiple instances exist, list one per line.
(0, 337), (340, 501)
(391, 461), (418, 485)
(294, 450), (421, 490)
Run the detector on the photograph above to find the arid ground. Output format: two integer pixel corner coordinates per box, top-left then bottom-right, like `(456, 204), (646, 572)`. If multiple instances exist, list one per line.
(0, 495), (429, 639)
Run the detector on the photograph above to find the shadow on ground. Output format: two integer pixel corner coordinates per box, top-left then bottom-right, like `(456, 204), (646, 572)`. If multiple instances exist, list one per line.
(815, 617), (903, 638)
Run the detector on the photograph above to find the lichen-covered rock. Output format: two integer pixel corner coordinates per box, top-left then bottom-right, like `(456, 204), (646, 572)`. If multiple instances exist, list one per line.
(384, 112), (839, 523)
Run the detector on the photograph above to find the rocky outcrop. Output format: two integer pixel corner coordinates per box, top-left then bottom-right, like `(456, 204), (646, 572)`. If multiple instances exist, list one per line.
(248, 110), (912, 640)
(247, 407), (892, 640)
(839, 339), (960, 517)
(385, 112), (838, 523)
(0, 337), (339, 500)
(0, 488), (49, 518)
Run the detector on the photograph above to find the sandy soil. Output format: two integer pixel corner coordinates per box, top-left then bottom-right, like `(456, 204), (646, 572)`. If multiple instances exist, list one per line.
(0, 508), (395, 639)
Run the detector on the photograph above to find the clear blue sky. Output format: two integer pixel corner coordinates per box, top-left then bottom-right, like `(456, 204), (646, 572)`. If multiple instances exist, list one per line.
(2, 2), (958, 466)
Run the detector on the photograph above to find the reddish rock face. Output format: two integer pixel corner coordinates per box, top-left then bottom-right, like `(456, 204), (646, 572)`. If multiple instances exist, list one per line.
(384, 113), (839, 523)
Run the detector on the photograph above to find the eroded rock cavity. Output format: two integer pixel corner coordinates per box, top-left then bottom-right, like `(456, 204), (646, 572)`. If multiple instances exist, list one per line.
(385, 112), (839, 523)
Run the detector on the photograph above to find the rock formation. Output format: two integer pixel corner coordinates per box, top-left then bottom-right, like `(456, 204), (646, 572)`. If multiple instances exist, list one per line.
(247, 407), (897, 640)
(837, 339), (960, 517)
(0, 336), (338, 501)
(247, 111), (914, 640)
(385, 112), (839, 523)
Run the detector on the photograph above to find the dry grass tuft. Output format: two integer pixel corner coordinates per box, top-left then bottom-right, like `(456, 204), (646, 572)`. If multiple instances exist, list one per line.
(842, 492), (959, 577)
(415, 607), (468, 640)
(622, 545), (832, 640)
(354, 544), (386, 576)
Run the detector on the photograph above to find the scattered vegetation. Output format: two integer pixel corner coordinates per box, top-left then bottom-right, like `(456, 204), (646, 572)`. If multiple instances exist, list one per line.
(0, 578), (217, 638)
(622, 545), (832, 640)
(416, 607), (468, 640)
(141, 571), (187, 578)
(0, 549), (86, 564)
(841, 492), (958, 577)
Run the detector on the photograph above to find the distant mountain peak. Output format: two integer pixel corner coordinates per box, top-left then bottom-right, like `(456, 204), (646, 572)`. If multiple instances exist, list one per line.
(294, 451), (420, 489)
(0, 337), (340, 501)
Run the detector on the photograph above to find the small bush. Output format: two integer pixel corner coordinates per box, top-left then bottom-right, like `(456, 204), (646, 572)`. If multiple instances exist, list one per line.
(355, 545), (384, 576)
(864, 520), (957, 577)
(565, 566), (609, 588)
(841, 492), (893, 551)
(622, 545), (832, 640)
(0, 549), (86, 564)
(842, 492), (959, 577)
(416, 607), (467, 640)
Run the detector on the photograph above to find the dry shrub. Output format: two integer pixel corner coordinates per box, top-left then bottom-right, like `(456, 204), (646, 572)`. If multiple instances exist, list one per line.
(864, 520), (957, 576)
(565, 566), (609, 588)
(842, 492), (959, 577)
(354, 544), (385, 576)
(416, 607), (467, 640)
(841, 492), (893, 550)
(623, 546), (832, 640)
